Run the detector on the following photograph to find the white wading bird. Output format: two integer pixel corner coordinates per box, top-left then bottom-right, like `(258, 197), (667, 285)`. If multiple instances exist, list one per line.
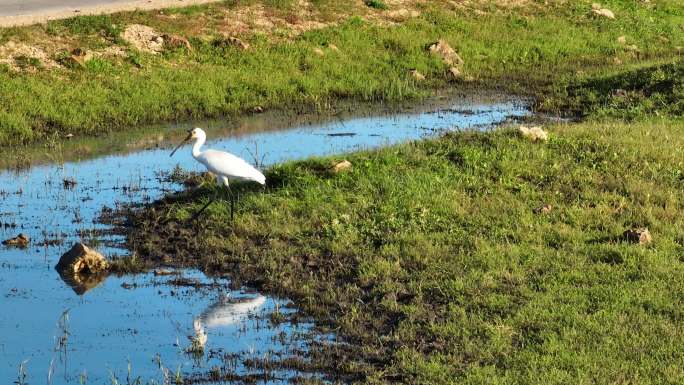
(170, 127), (265, 220)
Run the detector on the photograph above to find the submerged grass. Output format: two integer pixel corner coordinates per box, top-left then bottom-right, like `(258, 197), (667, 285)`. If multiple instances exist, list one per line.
(119, 65), (684, 383)
(0, 0), (682, 146)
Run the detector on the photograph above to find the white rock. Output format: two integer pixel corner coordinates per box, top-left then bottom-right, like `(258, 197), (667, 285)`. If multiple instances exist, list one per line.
(518, 125), (549, 142)
(592, 8), (615, 19)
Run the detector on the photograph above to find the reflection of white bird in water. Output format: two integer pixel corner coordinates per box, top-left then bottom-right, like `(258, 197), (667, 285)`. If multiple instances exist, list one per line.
(170, 127), (266, 220)
(192, 294), (267, 349)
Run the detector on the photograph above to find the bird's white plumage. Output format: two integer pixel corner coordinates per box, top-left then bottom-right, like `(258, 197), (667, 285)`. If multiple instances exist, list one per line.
(188, 128), (265, 186)
(196, 150), (265, 185)
(192, 294), (266, 349)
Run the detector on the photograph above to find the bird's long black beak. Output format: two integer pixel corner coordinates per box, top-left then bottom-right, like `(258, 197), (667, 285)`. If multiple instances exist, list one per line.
(170, 130), (193, 157)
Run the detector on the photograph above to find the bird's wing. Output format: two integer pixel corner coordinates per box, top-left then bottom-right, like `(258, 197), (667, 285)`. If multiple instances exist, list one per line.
(199, 149), (265, 184)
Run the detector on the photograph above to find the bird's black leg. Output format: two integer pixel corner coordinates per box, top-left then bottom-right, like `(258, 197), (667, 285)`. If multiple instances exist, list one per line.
(227, 184), (235, 221)
(190, 189), (217, 222)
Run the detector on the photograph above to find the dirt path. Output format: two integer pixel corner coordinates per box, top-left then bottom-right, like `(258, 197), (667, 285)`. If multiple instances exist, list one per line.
(0, 0), (222, 27)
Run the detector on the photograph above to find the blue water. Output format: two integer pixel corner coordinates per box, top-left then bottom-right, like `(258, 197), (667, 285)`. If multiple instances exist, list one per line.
(0, 95), (529, 384)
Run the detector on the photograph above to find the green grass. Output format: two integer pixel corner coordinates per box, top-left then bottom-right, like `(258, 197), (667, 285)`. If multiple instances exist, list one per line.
(121, 64), (684, 383)
(546, 61), (684, 119)
(127, 117), (684, 384)
(0, 0), (682, 146)
(0, 0), (682, 383)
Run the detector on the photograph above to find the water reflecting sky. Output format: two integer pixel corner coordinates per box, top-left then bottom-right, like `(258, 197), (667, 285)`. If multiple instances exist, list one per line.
(0, 96), (529, 384)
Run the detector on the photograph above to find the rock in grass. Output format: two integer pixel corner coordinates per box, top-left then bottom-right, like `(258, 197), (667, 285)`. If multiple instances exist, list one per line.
(2, 233), (29, 247)
(162, 34), (192, 51)
(428, 39), (464, 67)
(56, 243), (109, 275)
(409, 69), (426, 81)
(154, 269), (177, 276)
(535, 204), (553, 214)
(332, 160), (352, 173)
(623, 228), (652, 245)
(122, 24), (165, 54)
(591, 4), (615, 19)
(212, 36), (250, 50)
(449, 66), (463, 80)
(518, 125), (549, 142)
(57, 48), (92, 69)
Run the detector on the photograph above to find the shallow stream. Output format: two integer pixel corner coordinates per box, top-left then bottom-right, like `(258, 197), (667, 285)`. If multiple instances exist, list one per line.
(0, 94), (529, 384)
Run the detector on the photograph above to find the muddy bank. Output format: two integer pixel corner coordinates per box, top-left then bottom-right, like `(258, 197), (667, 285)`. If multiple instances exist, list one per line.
(108, 178), (402, 382)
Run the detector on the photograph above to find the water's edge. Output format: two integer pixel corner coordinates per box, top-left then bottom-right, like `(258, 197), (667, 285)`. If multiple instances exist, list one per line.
(0, 93), (531, 384)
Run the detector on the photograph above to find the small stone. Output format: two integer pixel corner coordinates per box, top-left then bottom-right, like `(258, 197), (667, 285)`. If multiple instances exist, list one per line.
(56, 243), (109, 275)
(535, 204), (553, 214)
(448, 66), (463, 80)
(613, 88), (627, 97)
(71, 47), (93, 62)
(332, 160), (352, 173)
(623, 228), (652, 245)
(592, 8), (615, 19)
(212, 36), (250, 50)
(313, 47), (325, 56)
(253, 106), (264, 113)
(409, 69), (425, 81)
(122, 24), (165, 54)
(2, 233), (29, 247)
(428, 39), (464, 67)
(162, 34), (192, 50)
(58, 52), (86, 68)
(518, 125), (548, 142)
(153, 269), (177, 276)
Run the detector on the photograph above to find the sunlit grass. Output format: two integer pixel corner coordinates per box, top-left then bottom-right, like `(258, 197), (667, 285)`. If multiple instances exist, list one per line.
(122, 62), (684, 383)
(0, 0), (681, 145)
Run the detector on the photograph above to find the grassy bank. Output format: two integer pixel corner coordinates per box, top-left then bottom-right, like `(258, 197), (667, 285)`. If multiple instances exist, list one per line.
(117, 63), (684, 383)
(0, 0), (682, 146)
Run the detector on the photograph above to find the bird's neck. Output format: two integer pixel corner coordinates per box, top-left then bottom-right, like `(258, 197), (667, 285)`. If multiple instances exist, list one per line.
(192, 137), (205, 158)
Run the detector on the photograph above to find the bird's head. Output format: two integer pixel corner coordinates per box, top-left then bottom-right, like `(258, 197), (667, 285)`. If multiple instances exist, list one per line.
(188, 127), (206, 139)
(170, 127), (205, 157)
